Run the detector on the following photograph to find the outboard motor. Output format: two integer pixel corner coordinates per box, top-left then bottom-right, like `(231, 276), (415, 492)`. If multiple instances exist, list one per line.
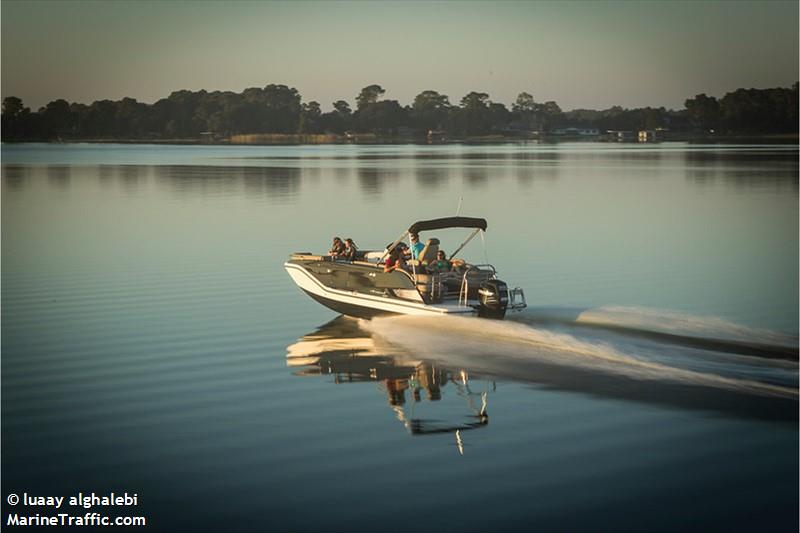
(477, 280), (509, 319)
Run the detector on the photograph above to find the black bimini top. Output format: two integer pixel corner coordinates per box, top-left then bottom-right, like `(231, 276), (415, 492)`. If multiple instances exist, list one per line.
(408, 217), (488, 234)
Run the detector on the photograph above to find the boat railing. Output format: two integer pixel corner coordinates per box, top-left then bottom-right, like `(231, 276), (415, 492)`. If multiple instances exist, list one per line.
(290, 252), (323, 261)
(458, 264), (496, 307)
(508, 287), (527, 311)
(429, 275), (442, 302)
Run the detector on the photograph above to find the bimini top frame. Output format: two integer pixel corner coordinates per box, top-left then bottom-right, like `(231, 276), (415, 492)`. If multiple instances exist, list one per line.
(384, 217), (489, 257)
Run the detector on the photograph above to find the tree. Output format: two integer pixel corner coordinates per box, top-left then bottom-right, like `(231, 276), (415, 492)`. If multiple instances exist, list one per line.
(2, 96), (26, 118)
(789, 82), (799, 128)
(262, 84), (302, 132)
(511, 92), (536, 130)
(3, 82), (795, 141)
(39, 99), (75, 137)
(304, 101), (321, 119)
(333, 100), (352, 115)
(411, 90), (451, 131)
(2, 97), (32, 139)
(512, 92), (535, 113)
(460, 91), (490, 110)
(320, 100), (353, 133)
(298, 101), (322, 133)
(717, 87), (798, 133)
(85, 100), (120, 137)
(537, 101), (563, 132)
(357, 99), (407, 133)
(356, 85), (385, 110)
(161, 90), (205, 137)
(115, 97), (148, 137)
(488, 102), (510, 131)
(455, 92), (491, 135)
(227, 101), (260, 133)
(641, 107), (666, 130)
(685, 93), (720, 131)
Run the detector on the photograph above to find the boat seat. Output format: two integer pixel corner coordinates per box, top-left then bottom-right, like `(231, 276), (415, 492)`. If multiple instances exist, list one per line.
(408, 238), (439, 267)
(414, 273), (438, 302)
(436, 272), (463, 293)
(419, 238), (439, 265)
(415, 273), (434, 284)
(415, 270), (462, 302)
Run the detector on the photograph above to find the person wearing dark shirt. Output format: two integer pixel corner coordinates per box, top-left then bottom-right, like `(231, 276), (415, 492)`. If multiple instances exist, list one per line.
(343, 238), (358, 261)
(384, 243), (408, 272)
(329, 236), (345, 257)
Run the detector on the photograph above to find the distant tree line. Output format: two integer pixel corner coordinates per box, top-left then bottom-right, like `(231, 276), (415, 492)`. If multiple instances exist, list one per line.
(683, 85), (798, 134)
(2, 82), (797, 141)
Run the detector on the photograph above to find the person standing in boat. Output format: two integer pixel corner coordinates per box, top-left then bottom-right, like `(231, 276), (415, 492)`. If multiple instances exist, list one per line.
(343, 238), (358, 261)
(408, 232), (425, 261)
(329, 236), (345, 258)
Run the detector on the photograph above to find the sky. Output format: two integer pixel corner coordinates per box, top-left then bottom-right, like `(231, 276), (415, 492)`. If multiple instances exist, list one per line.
(2, 0), (798, 112)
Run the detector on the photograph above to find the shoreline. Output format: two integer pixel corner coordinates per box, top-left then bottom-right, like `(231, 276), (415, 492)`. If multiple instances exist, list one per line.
(2, 133), (797, 146)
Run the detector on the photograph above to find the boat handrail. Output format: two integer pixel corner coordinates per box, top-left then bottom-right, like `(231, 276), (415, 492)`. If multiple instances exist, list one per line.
(290, 253), (323, 261)
(459, 276), (469, 307)
(458, 264), (497, 306)
(468, 264), (497, 276)
(508, 286), (527, 311)
(430, 274), (444, 301)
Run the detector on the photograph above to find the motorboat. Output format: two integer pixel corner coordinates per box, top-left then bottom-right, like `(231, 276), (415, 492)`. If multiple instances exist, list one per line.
(284, 216), (526, 319)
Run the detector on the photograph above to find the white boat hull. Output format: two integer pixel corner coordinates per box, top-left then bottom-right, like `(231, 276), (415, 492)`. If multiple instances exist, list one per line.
(285, 262), (477, 318)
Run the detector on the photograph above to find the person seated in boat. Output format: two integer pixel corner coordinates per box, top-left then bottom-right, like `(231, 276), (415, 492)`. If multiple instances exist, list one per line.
(328, 236), (346, 258)
(427, 250), (452, 273)
(343, 238), (358, 261)
(408, 232), (425, 261)
(384, 243), (408, 273)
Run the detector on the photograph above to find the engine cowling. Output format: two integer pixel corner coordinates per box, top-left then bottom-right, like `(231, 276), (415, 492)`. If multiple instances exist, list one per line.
(477, 280), (509, 319)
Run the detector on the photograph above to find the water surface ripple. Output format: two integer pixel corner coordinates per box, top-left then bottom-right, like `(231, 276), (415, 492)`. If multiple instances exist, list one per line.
(2, 143), (797, 532)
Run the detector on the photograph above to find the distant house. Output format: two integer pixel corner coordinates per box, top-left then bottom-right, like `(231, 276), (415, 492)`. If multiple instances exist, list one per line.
(637, 130), (659, 142)
(552, 127), (600, 138)
(604, 130), (635, 142)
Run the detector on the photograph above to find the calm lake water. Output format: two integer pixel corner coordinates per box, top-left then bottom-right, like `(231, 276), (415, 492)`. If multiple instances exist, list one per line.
(2, 142), (798, 532)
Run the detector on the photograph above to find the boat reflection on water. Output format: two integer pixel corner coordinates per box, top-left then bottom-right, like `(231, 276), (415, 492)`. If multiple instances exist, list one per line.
(286, 316), (490, 454)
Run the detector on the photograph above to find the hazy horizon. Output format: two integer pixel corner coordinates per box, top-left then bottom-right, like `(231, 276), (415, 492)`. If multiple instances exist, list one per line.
(2, 0), (798, 112)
